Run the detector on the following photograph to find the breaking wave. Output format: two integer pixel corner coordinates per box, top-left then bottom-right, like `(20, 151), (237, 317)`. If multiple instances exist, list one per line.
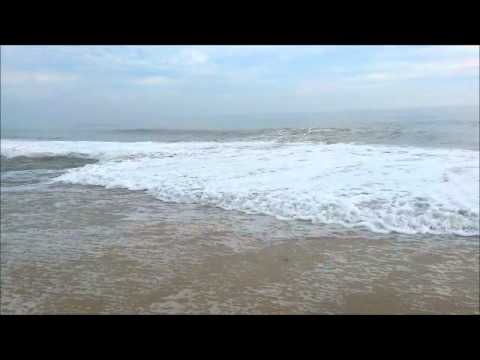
(2, 139), (479, 236)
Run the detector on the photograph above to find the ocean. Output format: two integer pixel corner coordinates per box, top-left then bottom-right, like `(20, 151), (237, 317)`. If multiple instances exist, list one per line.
(1, 107), (479, 314)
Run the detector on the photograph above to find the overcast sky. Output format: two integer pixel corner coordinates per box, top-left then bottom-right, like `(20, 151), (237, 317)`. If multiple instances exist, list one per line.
(1, 45), (478, 130)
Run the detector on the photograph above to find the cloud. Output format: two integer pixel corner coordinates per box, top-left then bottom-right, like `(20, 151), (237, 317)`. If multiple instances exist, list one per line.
(67, 46), (211, 72)
(356, 58), (479, 82)
(133, 76), (175, 86)
(172, 49), (209, 65)
(1, 46), (478, 124)
(2, 70), (78, 86)
(294, 55), (479, 99)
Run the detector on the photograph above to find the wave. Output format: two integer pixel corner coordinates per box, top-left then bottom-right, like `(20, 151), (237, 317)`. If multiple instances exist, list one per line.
(2, 140), (479, 236)
(1, 139), (244, 160)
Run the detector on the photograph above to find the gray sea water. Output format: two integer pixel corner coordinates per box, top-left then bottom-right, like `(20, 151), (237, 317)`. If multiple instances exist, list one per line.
(1, 106), (479, 314)
(3, 106), (479, 149)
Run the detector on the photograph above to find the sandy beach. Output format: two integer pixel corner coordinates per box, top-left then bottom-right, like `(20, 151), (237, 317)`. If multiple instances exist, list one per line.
(2, 185), (478, 314)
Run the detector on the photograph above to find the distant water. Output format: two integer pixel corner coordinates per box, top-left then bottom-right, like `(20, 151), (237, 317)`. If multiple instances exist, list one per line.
(2, 106), (479, 236)
(1, 107), (479, 313)
(2, 106), (479, 149)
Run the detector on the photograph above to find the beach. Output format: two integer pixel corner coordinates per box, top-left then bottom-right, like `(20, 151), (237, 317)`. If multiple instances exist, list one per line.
(2, 44), (479, 315)
(1, 110), (479, 314)
(1, 184), (478, 314)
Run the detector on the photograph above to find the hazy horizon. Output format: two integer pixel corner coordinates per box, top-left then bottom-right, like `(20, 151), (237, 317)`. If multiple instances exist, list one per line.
(1, 46), (479, 132)
(2, 105), (479, 135)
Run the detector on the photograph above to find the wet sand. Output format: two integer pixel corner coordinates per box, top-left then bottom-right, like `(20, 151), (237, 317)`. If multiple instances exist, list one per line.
(1, 185), (479, 314)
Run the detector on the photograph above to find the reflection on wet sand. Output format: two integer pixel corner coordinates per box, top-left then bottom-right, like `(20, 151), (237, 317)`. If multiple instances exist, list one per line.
(1, 185), (479, 314)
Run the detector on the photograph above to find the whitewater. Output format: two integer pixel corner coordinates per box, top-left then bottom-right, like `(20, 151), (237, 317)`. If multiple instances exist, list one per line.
(2, 139), (478, 236)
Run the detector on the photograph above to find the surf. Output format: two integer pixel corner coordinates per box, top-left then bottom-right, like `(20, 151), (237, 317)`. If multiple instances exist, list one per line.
(3, 139), (475, 236)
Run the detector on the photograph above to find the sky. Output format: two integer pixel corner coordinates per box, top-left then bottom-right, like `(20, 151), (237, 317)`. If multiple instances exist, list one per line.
(1, 45), (479, 130)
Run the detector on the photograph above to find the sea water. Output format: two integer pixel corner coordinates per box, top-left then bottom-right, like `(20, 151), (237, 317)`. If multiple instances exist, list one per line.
(1, 106), (479, 313)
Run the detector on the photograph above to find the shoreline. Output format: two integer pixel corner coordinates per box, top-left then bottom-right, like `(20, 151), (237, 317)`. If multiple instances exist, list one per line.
(1, 185), (478, 314)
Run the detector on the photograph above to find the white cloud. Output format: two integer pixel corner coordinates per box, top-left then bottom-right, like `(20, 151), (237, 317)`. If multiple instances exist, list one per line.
(182, 49), (209, 65)
(71, 46), (210, 71)
(2, 46), (477, 120)
(2, 70), (78, 86)
(133, 76), (174, 85)
(357, 58), (479, 82)
(295, 56), (479, 98)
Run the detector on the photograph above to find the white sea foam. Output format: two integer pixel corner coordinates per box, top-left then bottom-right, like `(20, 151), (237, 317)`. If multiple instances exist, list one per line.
(2, 139), (479, 236)
(1, 139), (233, 160)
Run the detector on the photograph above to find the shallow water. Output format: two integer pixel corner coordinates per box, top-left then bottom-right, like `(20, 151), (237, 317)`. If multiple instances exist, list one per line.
(1, 184), (478, 314)
(1, 107), (479, 314)
(2, 139), (478, 236)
